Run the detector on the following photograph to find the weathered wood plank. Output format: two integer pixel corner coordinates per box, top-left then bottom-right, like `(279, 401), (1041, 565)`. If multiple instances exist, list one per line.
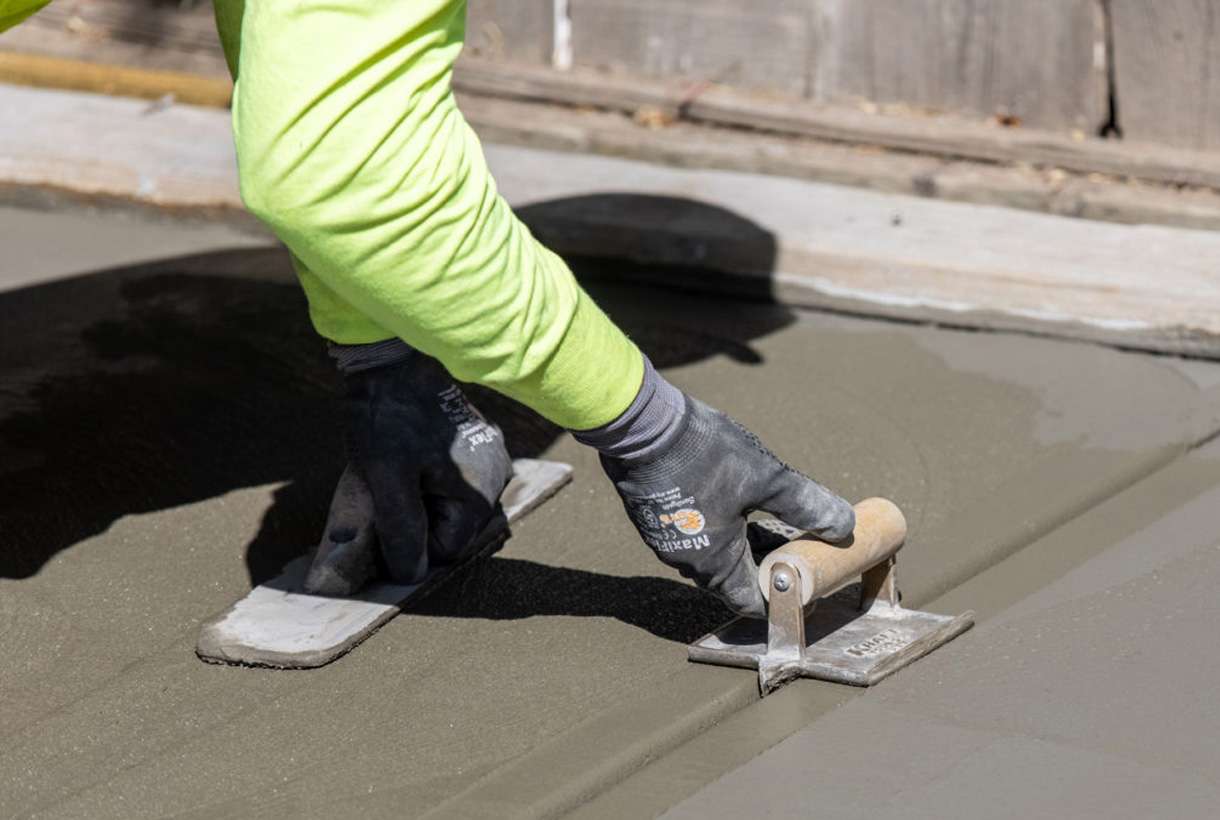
(1110, 0), (1220, 151)
(0, 0), (230, 78)
(812, 0), (1108, 132)
(9, 83), (1220, 359)
(0, 51), (232, 106)
(464, 0), (553, 65)
(463, 95), (1220, 233)
(569, 0), (812, 96)
(1, 0), (555, 72)
(453, 59), (1220, 190)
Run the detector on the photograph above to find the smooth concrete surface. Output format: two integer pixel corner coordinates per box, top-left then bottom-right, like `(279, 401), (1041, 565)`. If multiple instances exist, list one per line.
(0, 204), (268, 293)
(574, 426), (1220, 818)
(3, 207), (1220, 818)
(661, 439), (1220, 820)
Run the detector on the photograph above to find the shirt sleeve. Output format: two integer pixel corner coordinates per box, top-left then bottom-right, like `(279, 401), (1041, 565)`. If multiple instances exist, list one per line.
(0, 0), (50, 32)
(226, 0), (644, 429)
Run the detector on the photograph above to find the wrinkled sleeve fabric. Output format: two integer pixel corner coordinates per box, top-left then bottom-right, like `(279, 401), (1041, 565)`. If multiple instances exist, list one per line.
(215, 0), (643, 430)
(0, 0), (49, 32)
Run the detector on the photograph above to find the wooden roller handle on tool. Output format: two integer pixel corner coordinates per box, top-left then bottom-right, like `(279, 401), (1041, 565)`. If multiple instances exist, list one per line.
(758, 497), (907, 606)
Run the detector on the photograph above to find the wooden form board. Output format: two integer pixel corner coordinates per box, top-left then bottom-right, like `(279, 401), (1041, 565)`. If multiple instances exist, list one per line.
(1, 0), (553, 72)
(465, 0), (554, 65)
(2, 0), (230, 78)
(571, 0), (1107, 132)
(8, 0), (1220, 155)
(3, 0), (554, 73)
(812, 0), (1108, 132)
(1111, 0), (1220, 151)
(570, 0), (814, 97)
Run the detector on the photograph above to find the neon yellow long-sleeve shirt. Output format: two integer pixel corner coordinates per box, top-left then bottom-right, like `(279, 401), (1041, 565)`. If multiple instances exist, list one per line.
(6, 0), (643, 429)
(0, 0), (47, 31)
(215, 0), (643, 429)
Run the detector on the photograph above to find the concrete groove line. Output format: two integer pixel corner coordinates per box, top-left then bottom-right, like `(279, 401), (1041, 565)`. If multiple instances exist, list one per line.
(586, 412), (1214, 807)
(864, 571), (1220, 770)
(5, 434), (1200, 815)
(572, 441), (1220, 819)
(653, 462), (1220, 817)
(566, 685), (852, 820)
(426, 443), (1191, 818)
(419, 329), (1213, 817)
(2, 208), (1210, 815)
(913, 446), (1185, 607)
(1187, 412), (1220, 450)
(418, 671), (759, 820)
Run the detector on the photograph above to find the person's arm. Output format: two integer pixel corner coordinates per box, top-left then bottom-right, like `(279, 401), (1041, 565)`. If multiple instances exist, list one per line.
(0, 0), (50, 32)
(576, 358), (853, 616)
(217, 0), (852, 614)
(225, 0), (641, 431)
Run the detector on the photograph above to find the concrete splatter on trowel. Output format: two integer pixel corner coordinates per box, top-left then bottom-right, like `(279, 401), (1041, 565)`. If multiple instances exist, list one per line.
(196, 458), (572, 669)
(690, 498), (973, 694)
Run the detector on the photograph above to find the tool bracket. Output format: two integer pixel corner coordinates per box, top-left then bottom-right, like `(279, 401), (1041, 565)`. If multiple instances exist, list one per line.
(689, 552), (973, 694)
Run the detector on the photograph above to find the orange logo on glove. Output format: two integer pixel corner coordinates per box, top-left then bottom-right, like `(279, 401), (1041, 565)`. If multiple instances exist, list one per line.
(662, 508), (705, 536)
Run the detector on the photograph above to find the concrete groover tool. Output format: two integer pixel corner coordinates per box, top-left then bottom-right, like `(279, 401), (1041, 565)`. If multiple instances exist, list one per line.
(689, 498), (973, 695)
(196, 458), (572, 669)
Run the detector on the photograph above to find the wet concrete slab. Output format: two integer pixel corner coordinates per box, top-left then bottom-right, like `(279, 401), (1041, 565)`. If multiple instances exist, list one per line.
(659, 439), (1220, 820)
(0, 204), (268, 293)
(2, 208), (1219, 818)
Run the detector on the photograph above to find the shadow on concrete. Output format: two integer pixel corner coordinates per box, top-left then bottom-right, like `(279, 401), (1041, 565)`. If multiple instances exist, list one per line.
(411, 556), (724, 645)
(0, 195), (791, 641)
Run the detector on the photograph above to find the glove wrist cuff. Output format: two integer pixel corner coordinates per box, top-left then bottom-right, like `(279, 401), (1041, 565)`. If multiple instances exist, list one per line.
(328, 338), (417, 374)
(571, 356), (686, 461)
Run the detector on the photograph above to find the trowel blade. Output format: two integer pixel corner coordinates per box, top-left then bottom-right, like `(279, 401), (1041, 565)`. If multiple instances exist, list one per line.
(195, 458), (572, 669)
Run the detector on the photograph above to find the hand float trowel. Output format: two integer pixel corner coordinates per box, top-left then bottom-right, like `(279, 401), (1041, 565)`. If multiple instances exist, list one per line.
(196, 459), (572, 668)
(689, 498), (974, 694)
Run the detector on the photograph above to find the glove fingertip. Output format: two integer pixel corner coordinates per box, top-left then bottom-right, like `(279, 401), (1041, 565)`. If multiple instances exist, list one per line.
(765, 473), (856, 543)
(819, 498), (856, 542)
(716, 542), (768, 619)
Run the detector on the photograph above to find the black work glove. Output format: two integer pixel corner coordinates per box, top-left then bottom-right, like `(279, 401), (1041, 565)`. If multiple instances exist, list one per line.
(304, 347), (512, 596)
(600, 395), (854, 618)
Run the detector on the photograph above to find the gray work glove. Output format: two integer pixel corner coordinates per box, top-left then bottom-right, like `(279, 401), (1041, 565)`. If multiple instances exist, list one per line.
(599, 395), (855, 618)
(304, 344), (513, 596)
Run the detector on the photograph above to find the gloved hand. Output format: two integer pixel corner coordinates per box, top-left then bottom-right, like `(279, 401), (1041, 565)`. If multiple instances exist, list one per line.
(304, 341), (512, 596)
(579, 360), (854, 618)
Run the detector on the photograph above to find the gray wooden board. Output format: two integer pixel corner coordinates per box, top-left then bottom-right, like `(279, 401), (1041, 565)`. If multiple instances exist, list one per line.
(195, 458), (573, 669)
(1111, 0), (1220, 151)
(1, 0), (231, 78)
(812, 0), (1107, 132)
(465, 0), (554, 65)
(569, 0), (813, 96)
(452, 59), (1220, 190)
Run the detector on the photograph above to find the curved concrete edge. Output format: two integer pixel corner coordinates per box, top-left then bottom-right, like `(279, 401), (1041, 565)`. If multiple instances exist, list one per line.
(568, 437), (1220, 819)
(411, 443), (1194, 818)
(3, 232), (1219, 816)
(6, 84), (1220, 359)
(420, 666), (760, 820)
